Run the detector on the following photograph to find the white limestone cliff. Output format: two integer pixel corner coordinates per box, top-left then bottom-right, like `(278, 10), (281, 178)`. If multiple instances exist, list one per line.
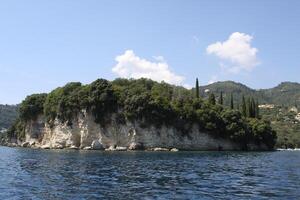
(20, 111), (266, 151)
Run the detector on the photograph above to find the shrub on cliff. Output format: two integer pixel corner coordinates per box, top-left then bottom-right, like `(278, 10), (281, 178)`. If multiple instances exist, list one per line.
(88, 79), (117, 124)
(221, 109), (248, 147)
(44, 82), (83, 123)
(6, 118), (26, 140)
(6, 93), (47, 139)
(247, 118), (277, 149)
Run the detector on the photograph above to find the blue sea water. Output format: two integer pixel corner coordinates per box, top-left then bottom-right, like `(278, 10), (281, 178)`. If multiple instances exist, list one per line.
(0, 146), (299, 200)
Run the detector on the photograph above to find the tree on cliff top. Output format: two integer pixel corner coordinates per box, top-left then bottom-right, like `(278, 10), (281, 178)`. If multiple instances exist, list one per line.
(19, 93), (47, 121)
(195, 78), (200, 99)
(208, 93), (216, 105)
(218, 91), (223, 105)
(230, 93), (234, 110)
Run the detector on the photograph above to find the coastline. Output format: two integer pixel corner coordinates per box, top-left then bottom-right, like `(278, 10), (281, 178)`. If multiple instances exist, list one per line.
(0, 141), (277, 152)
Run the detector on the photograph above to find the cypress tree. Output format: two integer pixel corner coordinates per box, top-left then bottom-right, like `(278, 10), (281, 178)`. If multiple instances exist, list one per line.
(218, 91), (223, 105)
(249, 98), (252, 117)
(196, 78), (200, 99)
(230, 93), (234, 109)
(242, 95), (247, 117)
(251, 98), (256, 118)
(246, 97), (251, 118)
(255, 99), (260, 118)
(208, 93), (216, 105)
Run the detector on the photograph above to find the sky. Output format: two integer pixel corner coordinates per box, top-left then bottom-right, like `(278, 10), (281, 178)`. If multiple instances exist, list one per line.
(1, 0), (300, 104)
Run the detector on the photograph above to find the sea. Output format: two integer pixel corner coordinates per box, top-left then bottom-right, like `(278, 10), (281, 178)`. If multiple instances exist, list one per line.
(0, 146), (299, 200)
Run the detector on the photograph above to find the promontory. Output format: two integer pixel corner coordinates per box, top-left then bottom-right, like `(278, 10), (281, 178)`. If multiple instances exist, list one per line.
(3, 78), (277, 151)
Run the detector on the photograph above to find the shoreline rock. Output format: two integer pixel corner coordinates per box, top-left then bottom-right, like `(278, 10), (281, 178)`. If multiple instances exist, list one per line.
(21, 142), (30, 148)
(69, 145), (79, 150)
(41, 145), (50, 149)
(91, 140), (104, 150)
(128, 142), (143, 150)
(153, 147), (169, 152)
(105, 146), (128, 151)
(83, 146), (92, 150)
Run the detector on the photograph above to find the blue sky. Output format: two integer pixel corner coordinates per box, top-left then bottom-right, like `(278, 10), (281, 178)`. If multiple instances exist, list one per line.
(1, 0), (300, 104)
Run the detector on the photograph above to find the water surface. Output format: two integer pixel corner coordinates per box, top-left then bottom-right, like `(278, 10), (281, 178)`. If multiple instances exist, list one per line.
(0, 147), (299, 199)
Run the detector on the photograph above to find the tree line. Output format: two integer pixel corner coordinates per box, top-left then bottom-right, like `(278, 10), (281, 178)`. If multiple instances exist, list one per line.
(195, 78), (260, 118)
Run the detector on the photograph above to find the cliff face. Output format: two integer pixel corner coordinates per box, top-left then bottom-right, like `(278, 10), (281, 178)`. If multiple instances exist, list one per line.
(19, 111), (267, 151)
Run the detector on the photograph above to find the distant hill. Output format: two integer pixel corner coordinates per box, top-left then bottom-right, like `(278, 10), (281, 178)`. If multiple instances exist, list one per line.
(258, 82), (300, 106)
(200, 81), (300, 107)
(0, 104), (18, 130)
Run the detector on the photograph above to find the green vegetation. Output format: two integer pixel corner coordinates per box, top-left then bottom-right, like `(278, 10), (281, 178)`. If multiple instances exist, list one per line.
(0, 104), (18, 129)
(208, 93), (216, 105)
(19, 94), (47, 121)
(4, 94), (47, 140)
(200, 81), (300, 107)
(260, 106), (300, 148)
(200, 81), (300, 148)
(43, 80), (117, 125)
(230, 93), (234, 109)
(0, 104), (18, 140)
(218, 92), (223, 105)
(7, 78), (277, 150)
(242, 96), (247, 117)
(195, 78), (200, 99)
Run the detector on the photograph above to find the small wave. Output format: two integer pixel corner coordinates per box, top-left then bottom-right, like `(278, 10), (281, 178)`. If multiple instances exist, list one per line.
(277, 148), (300, 151)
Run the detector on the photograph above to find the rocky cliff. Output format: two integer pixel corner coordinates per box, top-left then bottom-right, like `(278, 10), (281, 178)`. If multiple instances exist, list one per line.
(12, 110), (266, 151)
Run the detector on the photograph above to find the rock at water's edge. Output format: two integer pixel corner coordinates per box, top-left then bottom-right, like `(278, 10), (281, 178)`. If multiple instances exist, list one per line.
(41, 145), (50, 149)
(69, 145), (79, 150)
(128, 142), (143, 150)
(153, 147), (169, 151)
(91, 140), (104, 150)
(21, 142), (30, 148)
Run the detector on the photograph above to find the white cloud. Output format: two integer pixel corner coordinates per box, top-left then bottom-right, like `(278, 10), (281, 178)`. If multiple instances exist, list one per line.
(112, 50), (185, 85)
(206, 32), (259, 74)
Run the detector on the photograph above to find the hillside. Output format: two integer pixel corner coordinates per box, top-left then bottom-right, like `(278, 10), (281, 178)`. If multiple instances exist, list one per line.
(0, 104), (18, 131)
(200, 81), (300, 148)
(260, 105), (300, 148)
(258, 82), (300, 106)
(200, 81), (300, 107)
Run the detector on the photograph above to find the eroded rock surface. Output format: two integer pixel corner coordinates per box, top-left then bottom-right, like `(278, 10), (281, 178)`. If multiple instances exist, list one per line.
(14, 111), (267, 151)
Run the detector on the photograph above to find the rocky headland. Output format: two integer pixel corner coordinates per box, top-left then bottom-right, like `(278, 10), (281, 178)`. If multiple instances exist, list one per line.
(3, 78), (276, 151)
